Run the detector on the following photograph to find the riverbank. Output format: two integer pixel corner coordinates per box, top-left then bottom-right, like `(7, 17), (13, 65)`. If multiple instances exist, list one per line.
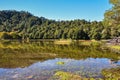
(102, 67), (120, 79)
(105, 44), (120, 54)
(0, 39), (120, 53)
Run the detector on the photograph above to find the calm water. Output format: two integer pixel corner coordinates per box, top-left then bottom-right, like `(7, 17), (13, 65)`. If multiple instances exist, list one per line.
(0, 41), (120, 80)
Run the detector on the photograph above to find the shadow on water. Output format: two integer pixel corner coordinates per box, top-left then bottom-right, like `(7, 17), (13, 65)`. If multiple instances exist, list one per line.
(0, 41), (120, 79)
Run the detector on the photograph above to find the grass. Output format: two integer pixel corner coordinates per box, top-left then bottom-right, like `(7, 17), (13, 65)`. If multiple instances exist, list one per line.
(54, 39), (72, 45)
(50, 71), (102, 80)
(106, 45), (120, 54)
(51, 70), (120, 80)
(110, 45), (120, 50)
(102, 67), (120, 80)
(56, 61), (65, 65)
(50, 71), (82, 80)
(77, 40), (102, 46)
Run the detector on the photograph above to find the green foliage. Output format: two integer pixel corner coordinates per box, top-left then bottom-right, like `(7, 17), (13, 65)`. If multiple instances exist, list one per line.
(0, 32), (12, 39)
(0, 10), (116, 40)
(109, 0), (119, 5)
(104, 0), (120, 38)
(0, 9), (120, 40)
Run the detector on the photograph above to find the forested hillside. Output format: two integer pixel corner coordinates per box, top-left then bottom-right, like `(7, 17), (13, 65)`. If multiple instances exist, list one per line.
(0, 10), (120, 40)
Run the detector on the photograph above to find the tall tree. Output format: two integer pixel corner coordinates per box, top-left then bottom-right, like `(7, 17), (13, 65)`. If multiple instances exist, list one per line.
(104, 0), (120, 27)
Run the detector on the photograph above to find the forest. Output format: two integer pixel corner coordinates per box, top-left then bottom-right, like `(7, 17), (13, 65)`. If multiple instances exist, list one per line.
(0, 0), (120, 40)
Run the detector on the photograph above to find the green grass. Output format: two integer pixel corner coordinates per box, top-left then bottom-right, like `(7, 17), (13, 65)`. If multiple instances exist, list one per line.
(110, 45), (120, 50)
(50, 71), (82, 80)
(78, 40), (102, 46)
(102, 67), (120, 80)
(106, 45), (120, 54)
(56, 61), (65, 65)
(50, 71), (102, 80)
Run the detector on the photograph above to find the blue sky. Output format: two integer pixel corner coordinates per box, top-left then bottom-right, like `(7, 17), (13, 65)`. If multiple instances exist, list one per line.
(0, 0), (112, 21)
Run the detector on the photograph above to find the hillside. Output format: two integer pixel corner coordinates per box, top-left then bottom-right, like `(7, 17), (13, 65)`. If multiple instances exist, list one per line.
(0, 10), (119, 40)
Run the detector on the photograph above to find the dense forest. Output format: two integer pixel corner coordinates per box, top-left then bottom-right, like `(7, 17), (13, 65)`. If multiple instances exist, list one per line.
(0, 0), (120, 40)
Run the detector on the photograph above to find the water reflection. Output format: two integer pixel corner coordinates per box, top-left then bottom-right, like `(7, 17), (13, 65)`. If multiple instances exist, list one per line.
(0, 58), (120, 80)
(0, 41), (120, 79)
